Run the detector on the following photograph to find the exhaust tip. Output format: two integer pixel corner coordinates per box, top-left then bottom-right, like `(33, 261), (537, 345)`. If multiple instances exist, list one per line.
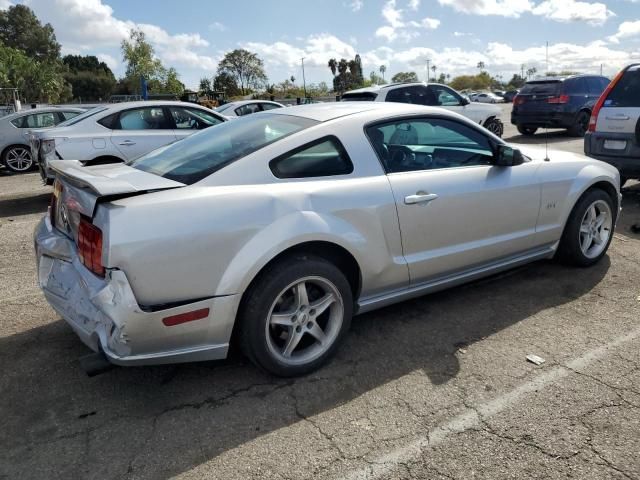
(79, 351), (115, 377)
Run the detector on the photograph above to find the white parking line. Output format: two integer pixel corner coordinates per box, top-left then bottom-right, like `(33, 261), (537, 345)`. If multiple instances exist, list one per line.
(342, 325), (640, 480)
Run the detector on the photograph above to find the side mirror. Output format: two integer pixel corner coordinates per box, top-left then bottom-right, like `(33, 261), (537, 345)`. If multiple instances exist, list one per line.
(494, 145), (525, 167)
(460, 96), (470, 106)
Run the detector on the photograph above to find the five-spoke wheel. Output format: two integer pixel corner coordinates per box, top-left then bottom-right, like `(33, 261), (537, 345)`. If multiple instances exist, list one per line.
(2, 145), (33, 173)
(239, 255), (353, 376)
(557, 188), (615, 266)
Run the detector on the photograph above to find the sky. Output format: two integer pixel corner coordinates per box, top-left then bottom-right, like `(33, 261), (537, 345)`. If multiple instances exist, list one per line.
(2, 0), (640, 89)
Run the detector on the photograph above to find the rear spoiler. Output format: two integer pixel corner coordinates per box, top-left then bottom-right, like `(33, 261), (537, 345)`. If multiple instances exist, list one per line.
(49, 160), (184, 197)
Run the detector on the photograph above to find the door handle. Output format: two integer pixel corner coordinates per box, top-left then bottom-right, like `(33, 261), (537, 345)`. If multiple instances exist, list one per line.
(119, 140), (136, 146)
(404, 192), (439, 205)
(605, 115), (630, 121)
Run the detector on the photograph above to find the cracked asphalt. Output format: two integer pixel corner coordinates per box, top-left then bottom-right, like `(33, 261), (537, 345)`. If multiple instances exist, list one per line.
(1, 110), (639, 480)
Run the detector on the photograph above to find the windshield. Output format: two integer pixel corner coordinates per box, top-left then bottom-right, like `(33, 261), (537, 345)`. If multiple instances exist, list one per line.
(56, 106), (108, 127)
(520, 81), (561, 95)
(129, 113), (318, 184)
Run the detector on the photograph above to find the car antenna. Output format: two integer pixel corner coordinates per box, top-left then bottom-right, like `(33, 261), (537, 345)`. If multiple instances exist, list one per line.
(543, 46), (551, 162)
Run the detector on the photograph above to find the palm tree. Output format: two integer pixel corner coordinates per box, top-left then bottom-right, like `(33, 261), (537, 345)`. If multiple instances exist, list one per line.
(431, 65), (437, 82)
(379, 64), (386, 81)
(290, 75), (295, 85)
(446, 73), (451, 84)
(477, 61), (485, 72)
(328, 59), (337, 77)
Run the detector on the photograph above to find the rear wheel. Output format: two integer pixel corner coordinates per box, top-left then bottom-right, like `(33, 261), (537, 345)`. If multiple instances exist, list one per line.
(238, 255), (353, 377)
(517, 126), (538, 136)
(556, 189), (615, 267)
(484, 118), (503, 137)
(2, 145), (33, 173)
(568, 110), (590, 137)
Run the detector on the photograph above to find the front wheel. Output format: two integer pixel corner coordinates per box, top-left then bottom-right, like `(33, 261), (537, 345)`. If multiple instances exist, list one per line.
(238, 255), (353, 377)
(556, 189), (615, 267)
(484, 118), (504, 137)
(2, 145), (33, 173)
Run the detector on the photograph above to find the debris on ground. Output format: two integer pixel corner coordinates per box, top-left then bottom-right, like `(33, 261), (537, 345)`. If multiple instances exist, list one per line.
(526, 354), (546, 366)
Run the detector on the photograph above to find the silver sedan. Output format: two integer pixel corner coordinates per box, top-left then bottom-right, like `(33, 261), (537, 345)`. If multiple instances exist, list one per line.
(34, 102), (620, 376)
(0, 107), (84, 173)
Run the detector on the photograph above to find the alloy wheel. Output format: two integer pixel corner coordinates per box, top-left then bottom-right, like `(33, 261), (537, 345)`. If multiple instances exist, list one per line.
(265, 276), (344, 366)
(5, 147), (33, 172)
(578, 199), (613, 259)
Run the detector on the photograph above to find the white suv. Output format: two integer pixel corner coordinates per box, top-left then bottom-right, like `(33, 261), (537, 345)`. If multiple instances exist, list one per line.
(30, 101), (226, 183)
(342, 82), (504, 137)
(585, 64), (640, 186)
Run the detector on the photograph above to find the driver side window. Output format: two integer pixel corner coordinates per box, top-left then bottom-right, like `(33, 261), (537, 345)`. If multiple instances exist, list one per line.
(427, 85), (462, 106)
(366, 118), (494, 173)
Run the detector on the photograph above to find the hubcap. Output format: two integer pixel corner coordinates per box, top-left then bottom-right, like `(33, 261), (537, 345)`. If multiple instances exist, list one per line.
(265, 276), (344, 366)
(6, 147), (32, 172)
(579, 200), (612, 259)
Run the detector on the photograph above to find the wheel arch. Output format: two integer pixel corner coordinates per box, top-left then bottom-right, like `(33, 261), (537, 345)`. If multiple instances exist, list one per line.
(560, 177), (620, 235)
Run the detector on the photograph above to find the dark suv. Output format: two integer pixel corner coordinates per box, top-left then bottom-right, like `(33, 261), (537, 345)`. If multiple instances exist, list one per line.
(585, 64), (640, 185)
(511, 75), (609, 137)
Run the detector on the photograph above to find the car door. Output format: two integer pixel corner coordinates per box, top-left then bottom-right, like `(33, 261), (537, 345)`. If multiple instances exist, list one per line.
(366, 116), (541, 284)
(110, 106), (177, 160)
(168, 106), (225, 141)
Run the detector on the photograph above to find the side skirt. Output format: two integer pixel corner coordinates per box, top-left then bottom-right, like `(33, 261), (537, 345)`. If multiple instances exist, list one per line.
(356, 245), (556, 314)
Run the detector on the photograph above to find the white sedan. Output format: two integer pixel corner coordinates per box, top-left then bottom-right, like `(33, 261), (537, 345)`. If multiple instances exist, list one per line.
(30, 101), (226, 183)
(475, 93), (503, 104)
(215, 100), (284, 117)
(35, 102), (620, 377)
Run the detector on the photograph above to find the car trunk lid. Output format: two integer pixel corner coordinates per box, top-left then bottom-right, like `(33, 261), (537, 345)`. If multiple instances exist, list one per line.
(49, 160), (184, 239)
(595, 67), (640, 135)
(513, 80), (563, 113)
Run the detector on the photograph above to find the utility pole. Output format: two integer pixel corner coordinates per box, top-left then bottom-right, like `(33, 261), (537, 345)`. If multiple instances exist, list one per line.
(426, 59), (431, 83)
(301, 57), (307, 100)
(546, 41), (549, 76)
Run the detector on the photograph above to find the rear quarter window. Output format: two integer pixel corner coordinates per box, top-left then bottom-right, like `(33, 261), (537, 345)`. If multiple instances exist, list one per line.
(270, 136), (354, 179)
(342, 92), (378, 101)
(606, 70), (640, 108)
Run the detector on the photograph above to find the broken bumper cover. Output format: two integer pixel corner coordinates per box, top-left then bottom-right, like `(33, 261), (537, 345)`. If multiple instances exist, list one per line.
(34, 216), (239, 366)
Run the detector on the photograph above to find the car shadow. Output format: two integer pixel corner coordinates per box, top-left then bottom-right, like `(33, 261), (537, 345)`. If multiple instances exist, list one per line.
(0, 192), (50, 218)
(503, 129), (578, 145)
(0, 255), (610, 479)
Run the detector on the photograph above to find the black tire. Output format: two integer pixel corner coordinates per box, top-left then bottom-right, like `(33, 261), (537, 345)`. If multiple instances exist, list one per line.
(556, 188), (616, 267)
(568, 110), (590, 137)
(2, 144), (33, 173)
(484, 118), (504, 137)
(517, 126), (538, 136)
(238, 255), (353, 377)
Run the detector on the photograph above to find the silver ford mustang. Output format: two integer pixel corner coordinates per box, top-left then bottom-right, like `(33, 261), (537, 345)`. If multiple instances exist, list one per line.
(34, 102), (620, 376)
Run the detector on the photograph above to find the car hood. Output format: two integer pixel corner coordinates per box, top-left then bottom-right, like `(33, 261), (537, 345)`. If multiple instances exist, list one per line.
(516, 145), (617, 171)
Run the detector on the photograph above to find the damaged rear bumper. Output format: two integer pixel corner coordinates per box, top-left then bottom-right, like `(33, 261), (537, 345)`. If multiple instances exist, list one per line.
(34, 216), (239, 366)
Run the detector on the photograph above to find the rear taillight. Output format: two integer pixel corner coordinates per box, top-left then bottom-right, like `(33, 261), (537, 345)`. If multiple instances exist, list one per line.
(77, 218), (104, 277)
(513, 95), (525, 105)
(547, 94), (570, 104)
(589, 69), (626, 133)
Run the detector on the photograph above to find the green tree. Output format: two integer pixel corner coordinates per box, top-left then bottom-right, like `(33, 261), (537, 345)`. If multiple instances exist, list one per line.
(379, 64), (386, 81)
(506, 73), (526, 89)
(449, 72), (493, 91)
(217, 49), (267, 95)
(391, 71), (419, 83)
(121, 28), (165, 93)
(199, 77), (212, 93)
(213, 71), (241, 97)
(328, 58), (337, 77)
(0, 5), (60, 61)
(62, 55), (116, 101)
(162, 67), (184, 96)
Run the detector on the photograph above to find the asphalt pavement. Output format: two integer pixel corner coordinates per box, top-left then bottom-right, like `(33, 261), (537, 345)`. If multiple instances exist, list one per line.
(1, 103), (639, 479)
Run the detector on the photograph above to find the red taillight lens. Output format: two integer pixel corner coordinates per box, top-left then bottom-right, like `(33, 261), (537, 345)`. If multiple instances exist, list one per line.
(547, 94), (569, 104)
(589, 68), (626, 133)
(513, 95), (525, 105)
(77, 218), (104, 277)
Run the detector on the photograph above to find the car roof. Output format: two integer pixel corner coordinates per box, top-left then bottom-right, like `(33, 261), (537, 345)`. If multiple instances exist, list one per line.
(344, 82), (454, 95)
(526, 74), (608, 83)
(102, 100), (210, 112)
(266, 101), (450, 122)
(2, 106), (84, 120)
(220, 100), (282, 107)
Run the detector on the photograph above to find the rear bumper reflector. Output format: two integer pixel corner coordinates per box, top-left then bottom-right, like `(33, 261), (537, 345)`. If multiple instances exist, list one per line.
(162, 308), (210, 327)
